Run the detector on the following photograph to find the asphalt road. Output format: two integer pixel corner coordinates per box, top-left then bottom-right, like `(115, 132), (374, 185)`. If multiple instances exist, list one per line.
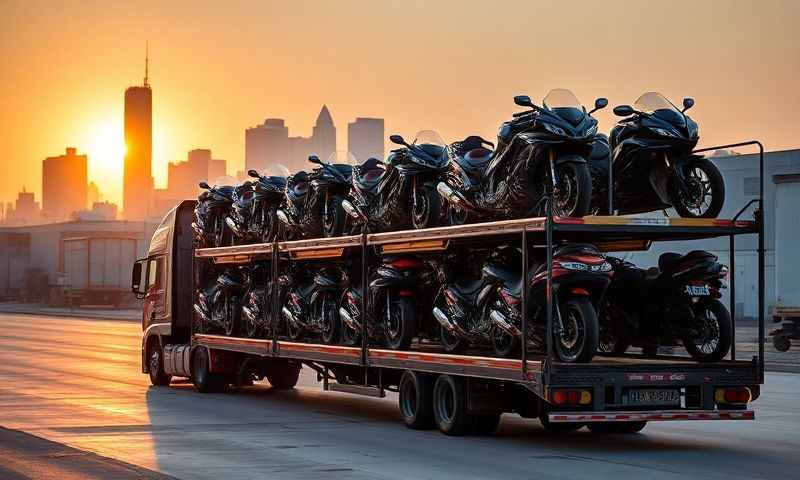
(0, 313), (797, 480)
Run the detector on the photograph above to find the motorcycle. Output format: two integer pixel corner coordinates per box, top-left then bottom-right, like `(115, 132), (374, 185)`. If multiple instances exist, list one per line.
(437, 89), (606, 224)
(277, 154), (354, 239)
(599, 251), (732, 362)
(484, 244), (612, 362)
(227, 166), (288, 244)
(280, 263), (348, 344)
(241, 264), (273, 339)
(589, 92), (725, 218)
(341, 156), (409, 234)
(338, 254), (438, 350)
(193, 267), (250, 336)
(192, 179), (235, 248)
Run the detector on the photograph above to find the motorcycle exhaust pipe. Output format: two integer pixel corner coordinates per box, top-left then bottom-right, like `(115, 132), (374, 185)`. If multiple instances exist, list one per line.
(193, 303), (210, 322)
(241, 305), (257, 323)
(436, 182), (472, 210)
(281, 306), (307, 329)
(489, 309), (521, 337)
(225, 216), (244, 237)
(276, 209), (292, 226)
(339, 306), (361, 331)
(432, 307), (469, 337)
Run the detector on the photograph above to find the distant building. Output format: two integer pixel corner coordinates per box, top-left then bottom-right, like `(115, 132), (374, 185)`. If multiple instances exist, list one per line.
(209, 158), (227, 182)
(151, 149), (227, 219)
(348, 117), (384, 162)
(123, 53), (153, 221)
(245, 105), (337, 173)
(42, 147), (87, 221)
(72, 201), (118, 221)
(3, 188), (41, 226)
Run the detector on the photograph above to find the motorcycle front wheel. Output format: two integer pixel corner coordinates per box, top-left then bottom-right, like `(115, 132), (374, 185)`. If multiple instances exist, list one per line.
(323, 196), (345, 238)
(223, 294), (240, 337)
(383, 294), (417, 350)
(411, 182), (441, 229)
(552, 162), (592, 218)
(319, 292), (340, 345)
(554, 298), (599, 363)
(682, 299), (732, 362)
(671, 158), (725, 218)
(339, 290), (361, 347)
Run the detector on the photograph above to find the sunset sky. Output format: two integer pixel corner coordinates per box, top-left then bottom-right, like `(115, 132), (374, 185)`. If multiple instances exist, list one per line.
(1, 0), (798, 207)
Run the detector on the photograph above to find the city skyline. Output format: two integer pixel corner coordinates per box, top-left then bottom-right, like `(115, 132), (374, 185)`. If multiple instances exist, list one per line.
(1, 0), (798, 207)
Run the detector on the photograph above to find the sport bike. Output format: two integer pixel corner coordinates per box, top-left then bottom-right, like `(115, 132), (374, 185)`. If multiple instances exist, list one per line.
(192, 180), (235, 247)
(589, 92), (724, 218)
(280, 263), (348, 344)
(226, 166), (287, 244)
(437, 89), (606, 224)
(194, 267), (249, 336)
(599, 251), (732, 362)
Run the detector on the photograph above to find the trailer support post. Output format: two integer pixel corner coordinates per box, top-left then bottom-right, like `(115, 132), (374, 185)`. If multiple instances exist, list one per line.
(545, 197), (554, 383)
(521, 228), (528, 377)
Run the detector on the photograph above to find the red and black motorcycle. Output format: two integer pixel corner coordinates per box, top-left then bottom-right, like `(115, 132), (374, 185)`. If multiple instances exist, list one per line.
(600, 250), (732, 362)
(485, 243), (612, 362)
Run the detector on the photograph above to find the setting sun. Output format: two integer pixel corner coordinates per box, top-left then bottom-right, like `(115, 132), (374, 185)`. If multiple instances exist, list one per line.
(83, 120), (126, 203)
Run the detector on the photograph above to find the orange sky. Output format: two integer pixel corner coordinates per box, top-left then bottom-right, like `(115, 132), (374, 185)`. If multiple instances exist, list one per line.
(1, 0), (798, 207)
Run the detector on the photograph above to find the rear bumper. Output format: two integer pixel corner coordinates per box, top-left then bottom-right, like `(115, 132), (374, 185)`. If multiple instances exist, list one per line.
(548, 409), (754, 423)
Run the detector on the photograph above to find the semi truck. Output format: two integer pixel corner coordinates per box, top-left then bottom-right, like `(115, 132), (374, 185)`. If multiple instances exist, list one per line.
(132, 192), (764, 435)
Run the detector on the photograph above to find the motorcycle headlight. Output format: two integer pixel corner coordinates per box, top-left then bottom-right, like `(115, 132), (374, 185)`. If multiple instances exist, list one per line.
(543, 123), (568, 137)
(560, 261), (589, 271)
(651, 127), (681, 138)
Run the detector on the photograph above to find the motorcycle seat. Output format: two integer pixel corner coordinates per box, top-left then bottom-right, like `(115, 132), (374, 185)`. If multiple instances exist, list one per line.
(658, 250), (717, 274)
(451, 278), (485, 298)
(355, 158), (388, 189)
(458, 148), (493, 172)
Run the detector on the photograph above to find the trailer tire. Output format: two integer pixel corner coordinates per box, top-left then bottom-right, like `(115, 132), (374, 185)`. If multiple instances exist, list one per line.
(146, 338), (172, 386)
(588, 421), (647, 434)
(266, 361), (301, 390)
(399, 370), (435, 430)
(433, 375), (474, 436)
(191, 347), (227, 393)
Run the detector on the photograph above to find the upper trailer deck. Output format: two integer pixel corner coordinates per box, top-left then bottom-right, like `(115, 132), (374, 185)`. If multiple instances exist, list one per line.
(193, 215), (758, 261)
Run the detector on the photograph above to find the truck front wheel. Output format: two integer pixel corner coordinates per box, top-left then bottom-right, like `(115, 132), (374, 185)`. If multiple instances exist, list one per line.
(147, 338), (172, 386)
(191, 347), (228, 393)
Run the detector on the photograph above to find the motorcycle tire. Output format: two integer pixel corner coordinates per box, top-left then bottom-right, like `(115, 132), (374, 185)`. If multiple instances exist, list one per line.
(323, 196), (345, 238)
(447, 203), (470, 226)
(384, 295), (417, 350)
(682, 299), (732, 362)
(491, 325), (520, 358)
(411, 182), (441, 230)
(338, 290), (362, 347)
(553, 162), (592, 218)
(223, 294), (240, 337)
(671, 158), (725, 219)
(319, 293), (340, 345)
(554, 298), (599, 363)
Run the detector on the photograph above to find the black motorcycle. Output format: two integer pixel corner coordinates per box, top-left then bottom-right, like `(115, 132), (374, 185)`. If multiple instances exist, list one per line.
(241, 264), (273, 339)
(341, 156), (409, 234)
(590, 92), (725, 218)
(484, 244), (612, 362)
(280, 264), (348, 344)
(194, 267), (249, 336)
(599, 251), (732, 362)
(437, 89), (606, 224)
(338, 254), (437, 350)
(192, 181), (235, 248)
(277, 155), (353, 239)
(227, 167), (288, 244)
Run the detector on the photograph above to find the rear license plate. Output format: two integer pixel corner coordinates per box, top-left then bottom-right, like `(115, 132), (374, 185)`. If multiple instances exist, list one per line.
(624, 389), (681, 406)
(685, 284), (710, 296)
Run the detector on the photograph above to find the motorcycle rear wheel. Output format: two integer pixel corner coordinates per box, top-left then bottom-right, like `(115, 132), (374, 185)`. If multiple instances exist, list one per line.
(384, 295), (417, 350)
(682, 299), (732, 362)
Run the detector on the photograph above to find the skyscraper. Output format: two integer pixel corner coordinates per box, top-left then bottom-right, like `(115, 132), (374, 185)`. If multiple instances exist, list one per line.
(312, 105), (336, 161)
(348, 117), (385, 162)
(123, 48), (153, 220)
(41, 147), (87, 221)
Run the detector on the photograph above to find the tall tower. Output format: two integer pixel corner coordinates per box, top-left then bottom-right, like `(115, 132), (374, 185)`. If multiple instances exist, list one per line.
(311, 105), (336, 161)
(123, 45), (153, 220)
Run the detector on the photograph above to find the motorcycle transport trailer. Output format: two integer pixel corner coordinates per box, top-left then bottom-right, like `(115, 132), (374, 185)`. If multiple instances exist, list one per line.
(133, 141), (765, 435)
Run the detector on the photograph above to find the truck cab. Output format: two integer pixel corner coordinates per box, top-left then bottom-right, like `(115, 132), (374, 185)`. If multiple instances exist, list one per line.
(131, 200), (196, 384)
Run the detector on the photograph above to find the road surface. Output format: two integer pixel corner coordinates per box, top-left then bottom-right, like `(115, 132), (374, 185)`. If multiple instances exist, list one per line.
(0, 313), (797, 480)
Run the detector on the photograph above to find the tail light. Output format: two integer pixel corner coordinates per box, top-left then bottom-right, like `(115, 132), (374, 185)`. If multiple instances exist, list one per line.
(570, 287), (590, 296)
(399, 289), (415, 297)
(389, 258), (424, 270)
(551, 389), (592, 406)
(715, 387), (751, 405)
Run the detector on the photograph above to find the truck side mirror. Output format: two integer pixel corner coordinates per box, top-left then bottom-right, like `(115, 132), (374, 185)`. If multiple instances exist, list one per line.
(131, 259), (148, 299)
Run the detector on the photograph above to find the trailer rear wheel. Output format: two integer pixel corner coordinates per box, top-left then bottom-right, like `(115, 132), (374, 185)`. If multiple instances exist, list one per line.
(147, 339), (172, 386)
(399, 370), (435, 429)
(266, 360), (301, 390)
(433, 375), (474, 435)
(191, 347), (228, 393)
(587, 421), (647, 434)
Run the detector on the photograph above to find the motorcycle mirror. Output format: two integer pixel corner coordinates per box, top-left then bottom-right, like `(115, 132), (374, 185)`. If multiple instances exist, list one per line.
(247, 169), (260, 178)
(389, 134), (407, 146)
(513, 95), (534, 108)
(341, 199), (364, 220)
(589, 97), (608, 115)
(308, 155), (321, 164)
(682, 97), (695, 112)
(198, 181), (210, 189)
(613, 105), (635, 117)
